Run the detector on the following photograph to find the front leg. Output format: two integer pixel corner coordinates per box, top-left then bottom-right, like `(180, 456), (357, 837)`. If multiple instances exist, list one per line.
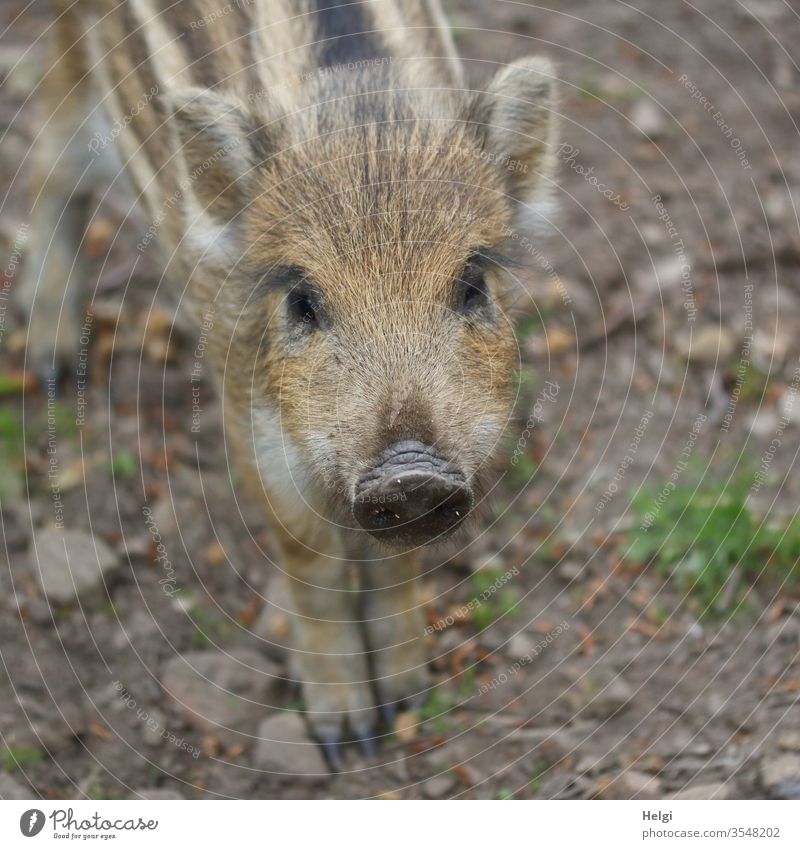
(278, 530), (376, 760)
(228, 424), (378, 765)
(359, 550), (431, 719)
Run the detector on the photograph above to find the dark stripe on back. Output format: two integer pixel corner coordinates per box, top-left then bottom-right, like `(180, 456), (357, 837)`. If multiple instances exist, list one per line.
(314, 0), (382, 67)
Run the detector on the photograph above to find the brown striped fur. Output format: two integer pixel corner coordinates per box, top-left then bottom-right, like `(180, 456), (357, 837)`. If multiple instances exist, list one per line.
(20, 0), (557, 749)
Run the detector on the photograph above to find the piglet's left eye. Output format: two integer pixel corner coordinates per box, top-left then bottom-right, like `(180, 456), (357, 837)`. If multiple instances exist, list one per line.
(455, 257), (490, 316)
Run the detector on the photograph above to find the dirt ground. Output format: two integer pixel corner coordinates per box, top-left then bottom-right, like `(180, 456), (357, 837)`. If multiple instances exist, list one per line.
(1, 0), (799, 800)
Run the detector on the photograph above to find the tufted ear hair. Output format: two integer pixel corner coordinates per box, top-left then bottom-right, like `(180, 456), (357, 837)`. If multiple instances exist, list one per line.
(168, 87), (276, 221)
(470, 57), (558, 220)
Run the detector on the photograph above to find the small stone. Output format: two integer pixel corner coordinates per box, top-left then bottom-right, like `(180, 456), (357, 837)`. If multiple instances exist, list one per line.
(121, 534), (152, 560)
(752, 328), (790, 372)
(17, 598), (54, 627)
(394, 710), (419, 743)
(577, 751), (615, 775)
(773, 53), (794, 89)
(253, 712), (328, 779)
(764, 190), (789, 225)
(778, 732), (800, 752)
(545, 327), (574, 356)
(131, 789), (184, 800)
(657, 727), (713, 757)
(630, 99), (667, 139)
(422, 773), (457, 799)
(14, 691), (88, 750)
(141, 709), (168, 746)
(595, 770), (661, 799)
(640, 222), (666, 248)
(0, 772), (33, 799)
(203, 540), (227, 567)
(145, 336), (170, 365)
(583, 674), (635, 719)
(31, 529), (118, 604)
(557, 561), (584, 582)
(161, 649), (282, 746)
(736, 0), (785, 24)
(679, 326), (737, 367)
(761, 753), (800, 798)
(780, 389), (799, 427)
(747, 409), (779, 439)
(633, 254), (687, 295)
(508, 632), (537, 660)
(769, 781), (800, 800)
(686, 622), (705, 642)
(111, 610), (160, 651)
(670, 782), (734, 800)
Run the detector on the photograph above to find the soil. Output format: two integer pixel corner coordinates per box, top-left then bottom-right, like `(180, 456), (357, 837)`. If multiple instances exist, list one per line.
(1, 0), (799, 800)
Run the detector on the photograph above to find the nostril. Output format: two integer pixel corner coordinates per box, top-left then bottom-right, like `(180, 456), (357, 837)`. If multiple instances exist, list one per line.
(352, 440), (473, 543)
(436, 502), (464, 524)
(369, 506), (401, 530)
(354, 473), (472, 546)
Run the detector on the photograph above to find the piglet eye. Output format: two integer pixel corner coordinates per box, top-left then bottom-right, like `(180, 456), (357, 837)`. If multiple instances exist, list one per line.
(287, 286), (322, 330)
(455, 257), (490, 316)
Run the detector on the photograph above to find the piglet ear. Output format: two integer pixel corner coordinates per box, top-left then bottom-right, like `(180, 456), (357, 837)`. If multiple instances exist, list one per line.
(168, 87), (272, 220)
(470, 57), (558, 218)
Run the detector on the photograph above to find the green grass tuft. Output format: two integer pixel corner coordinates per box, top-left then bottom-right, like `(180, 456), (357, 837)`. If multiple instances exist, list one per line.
(109, 449), (138, 479)
(1, 746), (43, 772)
(470, 567), (521, 630)
(627, 466), (800, 617)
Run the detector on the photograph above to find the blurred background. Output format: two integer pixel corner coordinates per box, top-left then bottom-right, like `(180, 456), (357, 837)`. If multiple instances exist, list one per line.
(1, 0), (799, 800)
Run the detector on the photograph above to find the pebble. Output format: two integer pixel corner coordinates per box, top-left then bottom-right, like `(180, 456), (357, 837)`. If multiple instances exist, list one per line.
(141, 708), (169, 746)
(736, 0), (785, 24)
(130, 789), (185, 800)
(422, 773), (457, 799)
(557, 561), (584, 582)
(0, 772), (33, 799)
(508, 632), (537, 660)
(595, 770), (661, 799)
(630, 99), (667, 139)
(161, 649), (282, 746)
(778, 732), (800, 752)
(752, 328), (790, 371)
(582, 674), (635, 719)
(657, 727), (714, 758)
(679, 326), (737, 367)
(670, 782), (733, 800)
(761, 754), (800, 799)
(252, 712), (328, 779)
(634, 254), (686, 294)
(640, 222), (666, 248)
(111, 610), (160, 651)
(747, 409), (779, 439)
(31, 529), (118, 604)
(13, 664), (89, 749)
(393, 710), (419, 743)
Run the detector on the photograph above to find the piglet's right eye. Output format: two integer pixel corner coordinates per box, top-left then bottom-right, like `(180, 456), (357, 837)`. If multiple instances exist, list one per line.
(287, 286), (322, 331)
